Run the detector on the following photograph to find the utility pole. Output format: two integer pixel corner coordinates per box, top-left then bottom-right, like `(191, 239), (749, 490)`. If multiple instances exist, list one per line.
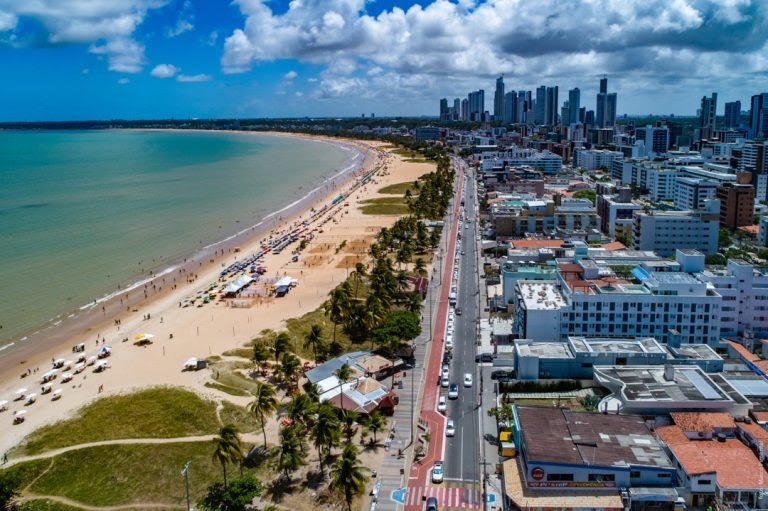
(181, 460), (191, 511)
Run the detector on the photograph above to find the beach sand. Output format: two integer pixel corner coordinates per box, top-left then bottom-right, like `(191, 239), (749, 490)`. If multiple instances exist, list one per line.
(0, 136), (435, 457)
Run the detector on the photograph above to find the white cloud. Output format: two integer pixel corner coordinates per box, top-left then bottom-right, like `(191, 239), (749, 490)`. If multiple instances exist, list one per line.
(150, 63), (178, 78)
(117, 77), (129, 84)
(207, 30), (218, 46)
(177, 73), (211, 82)
(166, 0), (194, 37)
(0, 0), (168, 72)
(283, 70), (297, 81)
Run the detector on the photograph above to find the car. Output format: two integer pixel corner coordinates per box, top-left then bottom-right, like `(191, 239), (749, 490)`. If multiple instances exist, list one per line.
(426, 496), (439, 511)
(437, 395), (447, 413)
(456, 307), (462, 315)
(463, 373), (473, 387)
(440, 375), (449, 388)
(491, 370), (512, 381)
(445, 419), (455, 437)
(448, 384), (459, 399)
(442, 352), (452, 365)
(441, 365), (450, 378)
(431, 461), (444, 483)
(476, 352), (494, 363)
(461, 250), (466, 255)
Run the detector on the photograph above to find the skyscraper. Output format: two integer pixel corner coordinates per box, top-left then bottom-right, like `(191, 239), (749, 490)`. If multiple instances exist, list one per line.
(699, 93), (718, 140)
(439, 98), (448, 120)
(461, 98), (469, 121)
(468, 90), (485, 122)
(750, 93), (768, 139)
(534, 86), (546, 125)
(595, 76), (617, 128)
(568, 87), (581, 125)
(518, 90), (531, 124)
(545, 86), (559, 126)
(494, 75), (505, 121)
(504, 91), (517, 123)
(453, 98), (461, 121)
(724, 101), (741, 129)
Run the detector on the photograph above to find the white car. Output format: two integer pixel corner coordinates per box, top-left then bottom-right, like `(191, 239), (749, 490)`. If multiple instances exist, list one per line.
(432, 461), (444, 483)
(440, 375), (450, 388)
(463, 373), (473, 387)
(441, 365), (450, 379)
(448, 384), (459, 399)
(445, 419), (455, 437)
(437, 395), (447, 413)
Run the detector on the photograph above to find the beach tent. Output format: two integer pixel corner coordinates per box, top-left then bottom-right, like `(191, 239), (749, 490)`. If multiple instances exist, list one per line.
(97, 346), (112, 358)
(25, 393), (37, 404)
(61, 373), (73, 383)
(74, 363), (86, 374)
(222, 275), (253, 295)
(53, 359), (65, 368)
(14, 388), (27, 399)
(0, 400), (8, 411)
(41, 384), (52, 394)
(87, 356), (97, 366)
(134, 333), (154, 345)
(273, 276), (294, 289)
(95, 361), (108, 372)
(52, 389), (62, 400)
(13, 410), (26, 424)
(183, 358), (199, 371)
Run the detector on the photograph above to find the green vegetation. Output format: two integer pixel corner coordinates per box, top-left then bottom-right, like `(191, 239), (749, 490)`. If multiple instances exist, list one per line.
(403, 158), (436, 164)
(198, 475), (263, 511)
(219, 401), (262, 434)
(705, 253), (727, 265)
(360, 197), (410, 215)
(499, 380), (582, 393)
(204, 381), (251, 397)
(16, 500), (83, 511)
(572, 188), (596, 205)
(16, 387), (220, 456)
(378, 181), (418, 195)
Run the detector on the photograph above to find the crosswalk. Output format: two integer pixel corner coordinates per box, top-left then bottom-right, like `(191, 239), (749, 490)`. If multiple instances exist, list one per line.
(405, 480), (481, 509)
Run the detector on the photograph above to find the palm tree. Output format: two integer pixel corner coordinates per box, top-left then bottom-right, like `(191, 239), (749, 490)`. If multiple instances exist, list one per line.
(248, 381), (279, 448)
(414, 257), (427, 276)
(323, 288), (348, 347)
(211, 424), (243, 488)
(396, 270), (410, 296)
(252, 341), (271, 376)
(362, 410), (386, 443)
(406, 292), (422, 314)
(334, 362), (354, 413)
(279, 352), (301, 384)
(304, 324), (326, 366)
(273, 332), (292, 366)
(306, 382), (321, 403)
(285, 392), (316, 429)
(352, 262), (367, 298)
(339, 409), (359, 444)
(330, 443), (369, 511)
(312, 402), (341, 476)
(276, 424), (305, 479)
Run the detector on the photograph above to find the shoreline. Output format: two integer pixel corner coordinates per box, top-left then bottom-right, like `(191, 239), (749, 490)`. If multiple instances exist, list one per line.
(0, 131), (376, 378)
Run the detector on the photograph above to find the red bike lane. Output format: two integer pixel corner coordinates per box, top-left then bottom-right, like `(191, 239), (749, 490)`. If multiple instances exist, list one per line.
(405, 163), (465, 510)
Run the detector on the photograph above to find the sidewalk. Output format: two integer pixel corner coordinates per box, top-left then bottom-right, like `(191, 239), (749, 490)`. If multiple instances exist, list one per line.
(369, 164), (463, 511)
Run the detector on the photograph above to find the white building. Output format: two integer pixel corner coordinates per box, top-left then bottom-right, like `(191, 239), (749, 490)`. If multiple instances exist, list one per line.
(573, 148), (622, 171)
(759, 216), (768, 246)
(475, 147), (562, 174)
(673, 177), (718, 211)
(633, 199), (720, 256)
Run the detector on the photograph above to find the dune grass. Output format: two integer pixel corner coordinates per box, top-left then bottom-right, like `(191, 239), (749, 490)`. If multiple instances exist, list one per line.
(360, 197), (410, 215)
(377, 181), (417, 195)
(15, 387), (220, 456)
(219, 401), (261, 434)
(16, 500), (82, 511)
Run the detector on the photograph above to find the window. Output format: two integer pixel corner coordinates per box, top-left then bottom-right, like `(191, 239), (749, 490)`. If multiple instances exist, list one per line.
(657, 473), (672, 479)
(630, 471), (641, 478)
(697, 479), (712, 485)
(588, 474), (615, 482)
(546, 473), (574, 481)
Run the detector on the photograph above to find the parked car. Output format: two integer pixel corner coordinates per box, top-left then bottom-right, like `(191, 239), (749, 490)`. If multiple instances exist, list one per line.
(437, 396), (447, 413)
(475, 352), (494, 363)
(456, 307), (462, 315)
(431, 461), (444, 483)
(441, 365), (450, 379)
(448, 384), (459, 399)
(491, 370), (513, 381)
(440, 375), (449, 388)
(442, 352), (452, 365)
(426, 496), (438, 511)
(445, 419), (455, 437)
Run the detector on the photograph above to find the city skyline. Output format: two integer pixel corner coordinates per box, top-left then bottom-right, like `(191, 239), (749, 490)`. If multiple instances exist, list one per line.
(0, 0), (766, 121)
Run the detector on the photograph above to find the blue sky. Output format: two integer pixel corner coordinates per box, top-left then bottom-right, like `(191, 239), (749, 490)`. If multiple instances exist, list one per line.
(0, 0), (766, 121)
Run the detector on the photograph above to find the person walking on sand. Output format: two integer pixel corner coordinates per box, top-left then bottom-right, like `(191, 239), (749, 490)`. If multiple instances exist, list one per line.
(98, 384), (103, 394)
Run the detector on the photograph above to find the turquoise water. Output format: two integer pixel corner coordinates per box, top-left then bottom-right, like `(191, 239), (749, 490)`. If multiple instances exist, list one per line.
(0, 130), (358, 345)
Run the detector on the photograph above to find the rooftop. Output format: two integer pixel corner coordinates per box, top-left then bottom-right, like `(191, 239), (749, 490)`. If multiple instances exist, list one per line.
(669, 344), (722, 361)
(512, 239), (564, 249)
(517, 281), (566, 310)
(670, 412), (736, 432)
(516, 341), (573, 359)
(569, 336), (666, 355)
(595, 366), (732, 403)
(516, 406), (673, 468)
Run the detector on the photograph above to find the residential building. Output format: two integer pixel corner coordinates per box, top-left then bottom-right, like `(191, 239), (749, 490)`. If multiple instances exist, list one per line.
(490, 196), (597, 237)
(596, 190), (642, 239)
(573, 148), (622, 170)
(724, 100), (741, 129)
(739, 141), (768, 201)
(673, 177), (718, 211)
(439, 98), (448, 120)
(494, 75), (505, 121)
(468, 89), (485, 121)
(534, 85), (546, 125)
(759, 216), (768, 246)
(476, 147), (563, 174)
(460, 98), (468, 121)
(633, 199), (720, 256)
(635, 124), (670, 155)
(567, 87), (580, 125)
(699, 92), (718, 141)
(503, 91), (517, 124)
(749, 92), (768, 139)
(545, 86), (558, 126)
(716, 182), (755, 229)
(596, 77), (617, 128)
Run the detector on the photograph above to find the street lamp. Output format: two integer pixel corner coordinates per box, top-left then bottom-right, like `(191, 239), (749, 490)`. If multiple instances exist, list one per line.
(181, 460), (191, 511)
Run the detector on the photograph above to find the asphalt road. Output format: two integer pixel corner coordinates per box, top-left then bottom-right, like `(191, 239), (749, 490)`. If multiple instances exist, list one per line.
(443, 161), (482, 484)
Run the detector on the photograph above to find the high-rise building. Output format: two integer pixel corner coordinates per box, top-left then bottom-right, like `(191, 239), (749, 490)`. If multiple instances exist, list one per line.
(724, 100), (741, 129)
(750, 93), (768, 139)
(568, 88), (580, 125)
(699, 92), (718, 141)
(545, 86), (559, 126)
(560, 101), (570, 128)
(585, 110), (595, 126)
(596, 77), (617, 128)
(504, 91), (517, 124)
(493, 75), (505, 121)
(534, 86), (546, 125)
(453, 98), (461, 120)
(716, 182), (755, 230)
(517, 90), (529, 124)
(461, 98), (469, 121)
(635, 125), (670, 155)
(439, 98), (448, 120)
(468, 90), (485, 122)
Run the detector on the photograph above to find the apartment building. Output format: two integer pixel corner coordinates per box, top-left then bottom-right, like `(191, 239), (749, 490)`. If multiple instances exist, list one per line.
(633, 199), (720, 256)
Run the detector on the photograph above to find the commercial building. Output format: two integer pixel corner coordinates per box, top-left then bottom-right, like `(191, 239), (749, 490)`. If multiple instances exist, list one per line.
(750, 92), (768, 139)
(545, 85), (559, 126)
(673, 177), (717, 211)
(493, 75), (505, 121)
(596, 77), (617, 128)
(573, 148), (622, 170)
(414, 126), (440, 141)
(477, 147), (563, 174)
(514, 336), (722, 380)
(468, 89), (485, 121)
(632, 200), (720, 256)
(596, 190), (642, 239)
(567, 88), (580, 125)
(635, 125), (670, 155)
(699, 92), (718, 142)
(760, 216), (768, 246)
(716, 182), (755, 229)
(724, 100), (741, 129)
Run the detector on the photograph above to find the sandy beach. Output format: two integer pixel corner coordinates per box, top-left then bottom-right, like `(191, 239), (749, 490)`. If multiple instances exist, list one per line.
(0, 134), (435, 456)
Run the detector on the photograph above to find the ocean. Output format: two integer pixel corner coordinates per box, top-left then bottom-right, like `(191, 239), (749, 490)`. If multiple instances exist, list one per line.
(0, 130), (360, 348)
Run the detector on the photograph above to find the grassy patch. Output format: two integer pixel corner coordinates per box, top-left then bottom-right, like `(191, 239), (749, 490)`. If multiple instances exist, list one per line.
(222, 347), (253, 359)
(283, 303), (360, 361)
(377, 181), (417, 195)
(1, 458), (52, 491)
(26, 442), (258, 507)
(204, 381), (250, 397)
(15, 387), (220, 456)
(17, 500), (82, 511)
(219, 401), (261, 434)
(403, 158), (436, 164)
(208, 362), (260, 396)
(360, 197), (410, 215)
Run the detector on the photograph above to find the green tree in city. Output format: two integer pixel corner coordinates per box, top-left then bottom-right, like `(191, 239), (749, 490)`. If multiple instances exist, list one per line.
(248, 381), (279, 448)
(361, 409), (386, 443)
(198, 475), (263, 511)
(330, 443), (370, 511)
(304, 324), (326, 366)
(211, 424), (243, 489)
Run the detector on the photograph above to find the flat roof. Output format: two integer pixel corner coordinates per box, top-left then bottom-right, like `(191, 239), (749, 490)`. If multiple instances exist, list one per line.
(516, 341), (573, 359)
(517, 281), (566, 310)
(669, 344), (722, 361)
(569, 336), (665, 355)
(503, 458), (624, 510)
(516, 406), (673, 468)
(596, 366), (732, 402)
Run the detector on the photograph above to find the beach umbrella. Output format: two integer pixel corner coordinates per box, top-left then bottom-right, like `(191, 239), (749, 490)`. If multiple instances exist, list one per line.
(15, 388), (27, 396)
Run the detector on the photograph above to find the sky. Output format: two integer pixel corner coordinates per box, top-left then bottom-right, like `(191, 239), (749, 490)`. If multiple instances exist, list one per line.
(0, 0), (767, 121)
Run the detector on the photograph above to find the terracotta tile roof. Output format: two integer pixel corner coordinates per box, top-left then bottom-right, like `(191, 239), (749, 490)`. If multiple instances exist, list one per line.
(670, 412), (736, 433)
(558, 263), (583, 273)
(754, 360), (768, 374)
(511, 239), (564, 249)
(670, 440), (768, 489)
(752, 411), (768, 423)
(656, 425), (689, 446)
(600, 241), (626, 251)
(738, 224), (760, 234)
(726, 340), (759, 362)
(738, 422), (768, 440)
